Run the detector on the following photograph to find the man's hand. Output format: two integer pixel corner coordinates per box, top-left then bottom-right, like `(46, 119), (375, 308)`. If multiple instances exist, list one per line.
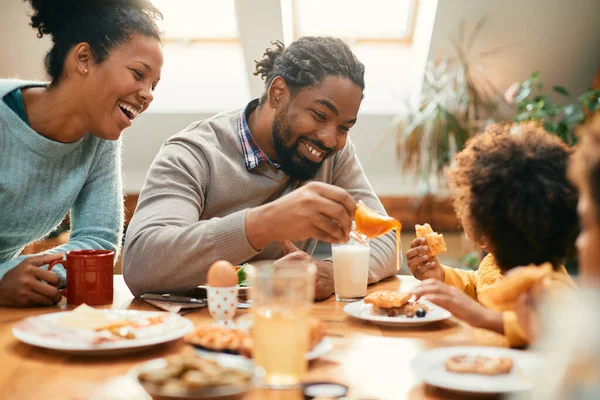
(411, 279), (503, 333)
(276, 241), (334, 301)
(406, 238), (445, 281)
(246, 181), (356, 250)
(0, 254), (63, 307)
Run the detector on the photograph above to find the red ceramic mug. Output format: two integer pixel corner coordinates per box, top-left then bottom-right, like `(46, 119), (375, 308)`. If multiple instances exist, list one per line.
(47, 250), (115, 306)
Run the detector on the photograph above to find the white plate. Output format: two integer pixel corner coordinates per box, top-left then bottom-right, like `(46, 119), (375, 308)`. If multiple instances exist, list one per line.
(411, 346), (541, 394)
(12, 310), (193, 356)
(343, 299), (451, 327)
(128, 357), (254, 399)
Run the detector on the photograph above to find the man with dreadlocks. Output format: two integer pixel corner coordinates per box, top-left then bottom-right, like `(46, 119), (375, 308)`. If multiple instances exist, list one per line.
(123, 37), (396, 300)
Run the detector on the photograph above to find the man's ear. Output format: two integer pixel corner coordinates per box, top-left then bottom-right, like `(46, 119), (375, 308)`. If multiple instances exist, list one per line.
(267, 76), (289, 109)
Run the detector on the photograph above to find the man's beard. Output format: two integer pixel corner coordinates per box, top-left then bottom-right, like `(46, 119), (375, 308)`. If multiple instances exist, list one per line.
(272, 111), (331, 181)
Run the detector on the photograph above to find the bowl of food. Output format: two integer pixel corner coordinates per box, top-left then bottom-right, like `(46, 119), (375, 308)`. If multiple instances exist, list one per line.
(130, 352), (254, 400)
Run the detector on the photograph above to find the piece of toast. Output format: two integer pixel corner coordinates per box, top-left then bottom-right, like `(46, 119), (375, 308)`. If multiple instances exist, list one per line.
(415, 223), (447, 256)
(364, 290), (412, 309)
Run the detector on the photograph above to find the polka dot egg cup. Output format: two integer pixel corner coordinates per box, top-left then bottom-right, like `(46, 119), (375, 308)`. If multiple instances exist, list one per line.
(206, 286), (239, 327)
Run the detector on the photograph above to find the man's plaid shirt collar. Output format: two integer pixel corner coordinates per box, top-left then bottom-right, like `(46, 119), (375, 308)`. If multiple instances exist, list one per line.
(238, 99), (280, 171)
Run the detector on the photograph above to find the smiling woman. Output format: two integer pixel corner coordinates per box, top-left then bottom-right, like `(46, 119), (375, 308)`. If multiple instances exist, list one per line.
(0, 0), (164, 307)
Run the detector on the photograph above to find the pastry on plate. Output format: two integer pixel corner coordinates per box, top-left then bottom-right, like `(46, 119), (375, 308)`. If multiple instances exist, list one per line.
(364, 290), (429, 318)
(445, 354), (514, 375)
(186, 316), (325, 358)
(185, 325), (253, 357)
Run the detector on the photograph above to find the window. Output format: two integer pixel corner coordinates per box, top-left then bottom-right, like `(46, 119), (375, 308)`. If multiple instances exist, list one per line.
(148, 0), (250, 113)
(293, 0), (418, 44)
(292, 0), (421, 113)
(152, 0), (239, 41)
(146, 0), (427, 114)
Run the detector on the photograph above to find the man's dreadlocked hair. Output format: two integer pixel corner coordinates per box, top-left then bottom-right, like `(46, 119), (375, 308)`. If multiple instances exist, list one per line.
(253, 37), (365, 104)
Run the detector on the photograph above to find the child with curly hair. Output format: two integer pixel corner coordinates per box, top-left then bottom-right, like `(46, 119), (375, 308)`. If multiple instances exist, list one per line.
(407, 123), (579, 347)
(510, 115), (600, 400)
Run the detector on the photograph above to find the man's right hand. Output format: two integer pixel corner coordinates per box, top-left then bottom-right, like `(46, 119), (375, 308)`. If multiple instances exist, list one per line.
(406, 237), (445, 281)
(245, 181), (356, 249)
(0, 254), (63, 307)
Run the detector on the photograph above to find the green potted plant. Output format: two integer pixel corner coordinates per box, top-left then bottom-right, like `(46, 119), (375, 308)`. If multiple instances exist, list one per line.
(507, 71), (600, 145)
(388, 18), (508, 194)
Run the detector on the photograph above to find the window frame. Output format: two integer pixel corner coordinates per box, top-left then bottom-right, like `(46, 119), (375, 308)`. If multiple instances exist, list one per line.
(152, 0), (241, 45)
(291, 0), (420, 46)
(162, 37), (241, 45)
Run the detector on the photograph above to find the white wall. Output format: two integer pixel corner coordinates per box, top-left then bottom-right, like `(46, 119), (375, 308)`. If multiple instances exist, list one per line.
(429, 0), (600, 103)
(0, 1), (50, 80)
(2, 0), (600, 195)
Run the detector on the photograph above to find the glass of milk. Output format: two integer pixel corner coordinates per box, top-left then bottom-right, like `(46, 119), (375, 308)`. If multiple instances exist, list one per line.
(332, 226), (370, 302)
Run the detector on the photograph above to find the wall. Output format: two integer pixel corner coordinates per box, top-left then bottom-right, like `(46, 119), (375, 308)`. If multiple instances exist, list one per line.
(429, 0), (600, 104)
(2, 0), (600, 195)
(0, 1), (50, 80)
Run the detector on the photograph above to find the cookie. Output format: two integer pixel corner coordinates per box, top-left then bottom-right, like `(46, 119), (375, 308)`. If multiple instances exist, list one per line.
(445, 355), (513, 375)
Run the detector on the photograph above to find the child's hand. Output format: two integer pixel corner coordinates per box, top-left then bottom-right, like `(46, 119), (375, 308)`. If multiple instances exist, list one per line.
(406, 238), (444, 281)
(411, 279), (504, 334)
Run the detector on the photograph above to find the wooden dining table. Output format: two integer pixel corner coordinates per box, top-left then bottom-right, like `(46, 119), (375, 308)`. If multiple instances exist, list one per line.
(0, 275), (509, 400)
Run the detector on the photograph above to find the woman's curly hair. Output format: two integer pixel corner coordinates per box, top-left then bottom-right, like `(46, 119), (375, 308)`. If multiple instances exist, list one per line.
(26, 0), (162, 85)
(448, 123), (579, 271)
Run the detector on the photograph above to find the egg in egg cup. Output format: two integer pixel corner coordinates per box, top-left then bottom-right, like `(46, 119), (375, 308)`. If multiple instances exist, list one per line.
(206, 260), (239, 327)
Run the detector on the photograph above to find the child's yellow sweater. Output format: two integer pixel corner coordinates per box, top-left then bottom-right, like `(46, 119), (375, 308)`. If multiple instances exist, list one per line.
(443, 254), (577, 347)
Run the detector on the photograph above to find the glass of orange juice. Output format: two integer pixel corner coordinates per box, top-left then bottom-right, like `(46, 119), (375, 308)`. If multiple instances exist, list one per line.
(247, 260), (316, 389)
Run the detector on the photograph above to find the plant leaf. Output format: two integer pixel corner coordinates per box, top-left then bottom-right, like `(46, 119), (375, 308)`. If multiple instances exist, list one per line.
(563, 104), (584, 125)
(515, 111), (532, 122)
(577, 90), (600, 103)
(552, 86), (570, 96)
(515, 86), (532, 103)
(466, 16), (487, 52)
